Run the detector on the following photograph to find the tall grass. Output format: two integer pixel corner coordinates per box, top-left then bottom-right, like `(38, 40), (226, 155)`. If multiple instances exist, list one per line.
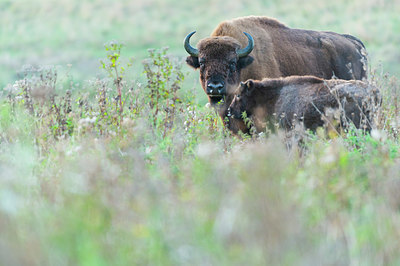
(1, 43), (400, 265)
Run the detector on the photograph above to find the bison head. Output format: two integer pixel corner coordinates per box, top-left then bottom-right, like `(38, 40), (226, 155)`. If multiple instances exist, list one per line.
(225, 80), (256, 134)
(184, 31), (254, 105)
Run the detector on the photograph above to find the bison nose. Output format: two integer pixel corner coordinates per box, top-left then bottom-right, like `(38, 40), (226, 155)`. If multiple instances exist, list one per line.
(207, 81), (225, 95)
(226, 108), (232, 117)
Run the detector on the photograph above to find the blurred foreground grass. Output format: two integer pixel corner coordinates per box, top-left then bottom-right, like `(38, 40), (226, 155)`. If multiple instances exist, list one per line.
(0, 44), (400, 264)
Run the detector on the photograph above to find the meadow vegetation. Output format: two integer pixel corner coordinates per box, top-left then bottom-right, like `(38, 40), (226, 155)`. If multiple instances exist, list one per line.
(1, 0), (400, 265)
(1, 0), (399, 89)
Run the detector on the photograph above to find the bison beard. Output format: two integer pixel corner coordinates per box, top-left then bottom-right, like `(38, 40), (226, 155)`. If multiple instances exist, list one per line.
(184, 16), (368, 121)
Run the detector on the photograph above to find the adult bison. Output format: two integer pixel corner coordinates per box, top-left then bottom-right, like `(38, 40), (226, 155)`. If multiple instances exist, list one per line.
(225, 76), (380, 135)
(184, 16), (368, 116)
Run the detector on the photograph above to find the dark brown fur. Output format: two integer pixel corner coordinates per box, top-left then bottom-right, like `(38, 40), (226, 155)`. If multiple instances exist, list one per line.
(226, 76), (380, 135)
(185, 16), (368, 119)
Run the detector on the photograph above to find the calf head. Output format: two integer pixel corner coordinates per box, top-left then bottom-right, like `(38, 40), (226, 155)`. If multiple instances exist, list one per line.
(225, 80), (257, 134)
(184, 31), (254, 105)
(228, 80), (257, 117)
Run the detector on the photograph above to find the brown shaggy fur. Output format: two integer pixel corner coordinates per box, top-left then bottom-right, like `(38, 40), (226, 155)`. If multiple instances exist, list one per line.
(226, 76), (380, 135)
(185, 16), (368, 119)
(212, 16), (367, 81)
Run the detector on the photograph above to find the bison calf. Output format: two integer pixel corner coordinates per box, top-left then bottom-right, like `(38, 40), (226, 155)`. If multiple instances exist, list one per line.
(226, 76), (380, 135)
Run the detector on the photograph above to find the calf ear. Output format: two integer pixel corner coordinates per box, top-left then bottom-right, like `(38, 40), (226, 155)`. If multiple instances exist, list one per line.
(244, 80), (254, 95)
(237, 56), (254, 70)
(186, 56), (200, 69)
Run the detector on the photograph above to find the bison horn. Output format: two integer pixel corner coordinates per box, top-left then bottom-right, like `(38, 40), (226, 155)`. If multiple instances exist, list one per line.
(184, 31), (199, 57)
(237, 32), (254, 58)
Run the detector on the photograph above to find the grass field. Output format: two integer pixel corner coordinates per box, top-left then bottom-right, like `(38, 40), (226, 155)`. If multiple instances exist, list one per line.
(1, 0), (400, 265)
(1, 0), (399, 88)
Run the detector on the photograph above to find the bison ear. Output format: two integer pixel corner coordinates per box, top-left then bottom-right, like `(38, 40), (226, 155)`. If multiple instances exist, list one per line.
(237, 56), (254, 70)
(186, 56), (200, 69)
(244, 80), (254, 95)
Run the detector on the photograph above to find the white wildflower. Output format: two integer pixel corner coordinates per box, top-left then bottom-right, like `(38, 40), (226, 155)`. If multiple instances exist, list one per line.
(371, 129), (387, 142)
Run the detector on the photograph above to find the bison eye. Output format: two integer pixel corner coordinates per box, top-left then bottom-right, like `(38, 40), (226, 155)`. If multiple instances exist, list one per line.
(229, 62), (236, 71)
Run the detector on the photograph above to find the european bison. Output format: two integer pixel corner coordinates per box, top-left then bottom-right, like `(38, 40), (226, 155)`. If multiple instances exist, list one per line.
(184, 16), (368, 117)
(226, 76), (380, 135)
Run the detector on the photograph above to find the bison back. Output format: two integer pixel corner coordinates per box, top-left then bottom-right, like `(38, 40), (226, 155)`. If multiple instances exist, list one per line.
(211, 16), (368, 81)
